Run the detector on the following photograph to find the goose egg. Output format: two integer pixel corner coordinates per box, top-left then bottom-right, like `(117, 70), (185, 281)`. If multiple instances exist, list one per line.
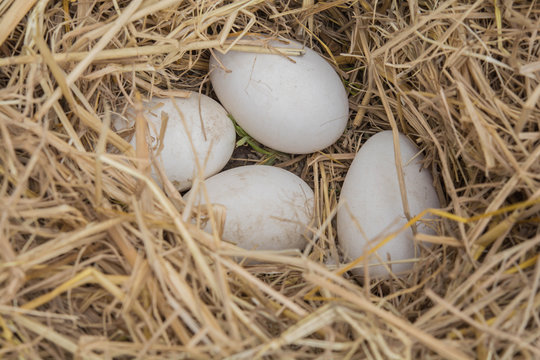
(187, 165), (314, 252)
(122, 92), (235, 191)
(210, 37), (349, 154)
(337, 131), (440, 278)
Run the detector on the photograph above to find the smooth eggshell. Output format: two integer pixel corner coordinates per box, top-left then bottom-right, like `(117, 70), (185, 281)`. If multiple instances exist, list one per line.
(123, 92), (235, 191)
(186, 165), (314, 252)
(337, 131), (440, 278)
(210, 37), (349, 154)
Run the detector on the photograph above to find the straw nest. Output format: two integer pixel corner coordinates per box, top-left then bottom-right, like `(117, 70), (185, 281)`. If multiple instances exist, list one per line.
(1, 0), (539, 359)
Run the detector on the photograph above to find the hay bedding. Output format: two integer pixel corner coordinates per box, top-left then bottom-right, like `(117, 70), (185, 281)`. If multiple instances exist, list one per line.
(0, 0), (539, 358)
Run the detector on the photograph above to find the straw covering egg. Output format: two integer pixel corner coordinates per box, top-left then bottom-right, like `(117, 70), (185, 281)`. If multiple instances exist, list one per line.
(210, 37), (349, 154)
(124, 92), (235, 191)
(187, 165), (314, 252)
(337, 131), (440, 278)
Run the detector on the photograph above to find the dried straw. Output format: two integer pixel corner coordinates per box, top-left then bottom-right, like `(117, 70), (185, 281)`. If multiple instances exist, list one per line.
(1, 0), (539, 359)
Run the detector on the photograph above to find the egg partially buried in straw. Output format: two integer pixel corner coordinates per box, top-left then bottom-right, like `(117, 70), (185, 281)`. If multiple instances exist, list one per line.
(186, 165), (314, 252)
(121, 92), (236, 191)
(210, 36), (349, 154)
(337, 131), (441, 278)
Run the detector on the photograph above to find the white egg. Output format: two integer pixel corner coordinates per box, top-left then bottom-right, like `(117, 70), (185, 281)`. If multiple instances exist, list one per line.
(123, 92), (235, 191)
(337, 131), (440, 278)
(187, 165), (314, 252)
(210, 37), (349, 154)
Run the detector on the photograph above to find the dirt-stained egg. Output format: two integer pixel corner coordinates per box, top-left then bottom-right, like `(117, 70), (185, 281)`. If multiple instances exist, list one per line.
(186, 165), (314, 252)
(210, 36), (349, 154)
(337, 131), (441, 278)
(121, 92), (235, 191)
